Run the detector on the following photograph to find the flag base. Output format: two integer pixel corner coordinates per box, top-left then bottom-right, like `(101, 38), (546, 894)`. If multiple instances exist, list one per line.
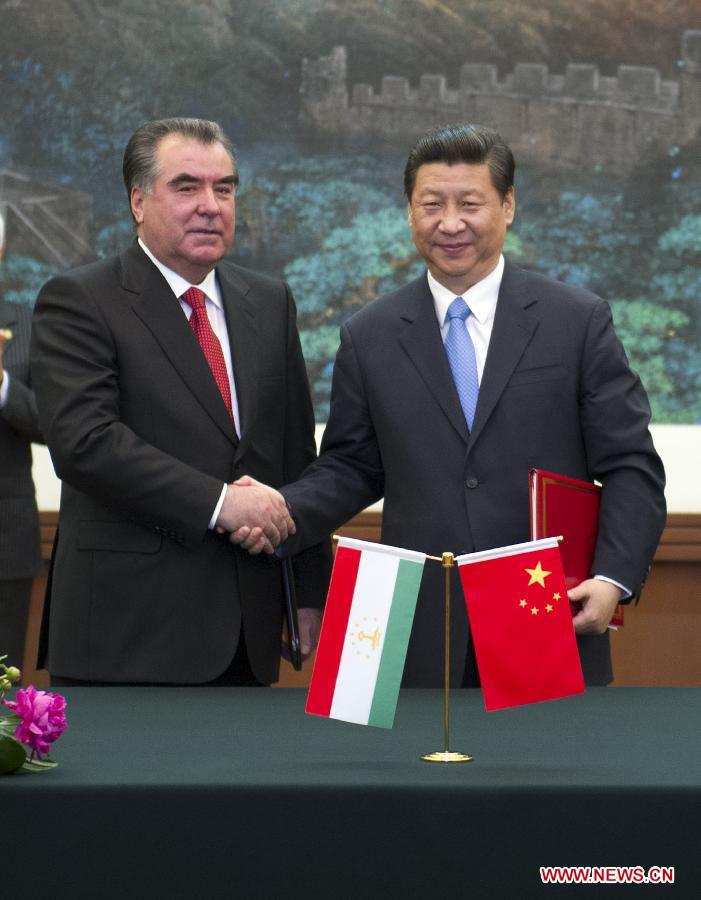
(421, 750), (473, 763)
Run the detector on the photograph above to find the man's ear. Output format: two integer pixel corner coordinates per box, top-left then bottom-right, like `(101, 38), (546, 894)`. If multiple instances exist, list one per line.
(503, 187), (516, 226)
(130, 186), (145, 226)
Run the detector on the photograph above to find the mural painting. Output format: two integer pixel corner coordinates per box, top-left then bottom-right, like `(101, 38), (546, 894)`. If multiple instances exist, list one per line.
(1, 0), (699, 422)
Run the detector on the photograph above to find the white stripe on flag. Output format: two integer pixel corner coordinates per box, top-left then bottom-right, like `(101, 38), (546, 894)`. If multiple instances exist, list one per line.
(329, 549), (400, 725)
(455, 536), (560, 567)
(336, 535), (427, 564)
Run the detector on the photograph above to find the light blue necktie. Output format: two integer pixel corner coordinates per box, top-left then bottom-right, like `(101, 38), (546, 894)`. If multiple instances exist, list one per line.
(445, 296), (479, 430)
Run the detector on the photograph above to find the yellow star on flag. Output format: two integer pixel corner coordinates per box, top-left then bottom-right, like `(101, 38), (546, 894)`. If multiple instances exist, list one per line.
(545, 604), (554, 613)
(519, 598), (527, 608)
(552, 592), (561, 601)
(525, 560), (551, 588)
(531, 606), (539, 615)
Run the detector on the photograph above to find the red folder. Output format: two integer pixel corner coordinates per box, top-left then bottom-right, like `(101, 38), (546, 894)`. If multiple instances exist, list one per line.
(529, 468), (624, 628)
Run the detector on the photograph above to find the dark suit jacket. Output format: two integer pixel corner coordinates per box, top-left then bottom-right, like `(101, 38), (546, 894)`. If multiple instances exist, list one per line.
(283, 262), (666, 687)
(30, 242), (330, 684)
(0, 298), (43, 581)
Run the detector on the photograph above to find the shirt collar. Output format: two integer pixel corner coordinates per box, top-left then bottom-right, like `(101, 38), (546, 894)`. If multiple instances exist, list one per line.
(428, 254), (505, 327)
(138, 238), (222, 308)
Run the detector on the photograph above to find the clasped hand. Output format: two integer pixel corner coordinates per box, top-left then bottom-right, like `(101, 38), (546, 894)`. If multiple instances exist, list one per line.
(216, 475), (295, 555)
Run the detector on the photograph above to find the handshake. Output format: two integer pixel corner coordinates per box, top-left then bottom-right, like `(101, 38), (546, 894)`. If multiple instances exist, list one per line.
(214, 476), (323, 656)
(216, 475), (295, 555)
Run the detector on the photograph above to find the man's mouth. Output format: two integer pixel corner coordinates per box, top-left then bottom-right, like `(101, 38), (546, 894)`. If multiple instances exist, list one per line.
(436, 242), (470, 254)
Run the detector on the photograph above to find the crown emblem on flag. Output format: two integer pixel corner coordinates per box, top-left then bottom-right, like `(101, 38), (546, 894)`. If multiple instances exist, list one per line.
(350, 619), (382, 658)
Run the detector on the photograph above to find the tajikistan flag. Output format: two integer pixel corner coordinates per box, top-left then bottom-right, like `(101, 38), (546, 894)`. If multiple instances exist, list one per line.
(306, 537), (426, 728)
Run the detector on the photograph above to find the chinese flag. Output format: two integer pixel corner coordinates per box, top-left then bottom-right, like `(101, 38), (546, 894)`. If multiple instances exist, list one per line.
(456, 537), (585, 711)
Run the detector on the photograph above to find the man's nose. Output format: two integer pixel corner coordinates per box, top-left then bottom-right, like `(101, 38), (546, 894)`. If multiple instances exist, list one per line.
(438, 206), (467, 232)
(197, 187), (220, 215)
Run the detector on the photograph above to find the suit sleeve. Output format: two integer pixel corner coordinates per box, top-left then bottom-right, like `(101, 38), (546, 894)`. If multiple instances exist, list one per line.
(30, 273), (224, 548)
(282, 320), (385, 554)
(2, 376), (43, 444)
(579, 299), (666, 597)
(1, 303), (44, 444)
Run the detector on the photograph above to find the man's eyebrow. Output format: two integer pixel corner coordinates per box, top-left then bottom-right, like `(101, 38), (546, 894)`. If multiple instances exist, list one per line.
(168, 173), (198, 186)
(167, 173), (239, 187)
(417, 187), (486, 198)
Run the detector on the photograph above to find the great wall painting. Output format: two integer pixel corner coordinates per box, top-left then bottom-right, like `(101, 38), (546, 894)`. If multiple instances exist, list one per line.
(301, 31), (701, 174)
(1, 2), (699, 423)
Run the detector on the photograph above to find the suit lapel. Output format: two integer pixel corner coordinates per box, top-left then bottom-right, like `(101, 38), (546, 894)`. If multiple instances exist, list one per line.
(217, 265), (259, 460)
(468, 262), (539, 448)
(397, 276), (470, 444)
(121, 243), (238, 444)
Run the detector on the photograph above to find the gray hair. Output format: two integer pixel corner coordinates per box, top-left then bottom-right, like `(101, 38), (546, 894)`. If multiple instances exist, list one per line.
(123, 117), (238, 215)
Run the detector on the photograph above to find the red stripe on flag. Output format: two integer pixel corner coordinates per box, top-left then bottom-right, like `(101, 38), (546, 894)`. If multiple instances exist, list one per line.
(305, 546), (361, 716)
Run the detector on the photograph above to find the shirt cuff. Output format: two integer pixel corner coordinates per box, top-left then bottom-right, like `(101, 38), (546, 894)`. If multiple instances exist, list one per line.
(594, 574), (631, 601)
(209, 484), (228, 530)
(0, 370), (10, 408)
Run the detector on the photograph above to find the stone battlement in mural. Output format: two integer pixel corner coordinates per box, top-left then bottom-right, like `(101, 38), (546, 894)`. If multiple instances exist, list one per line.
(300, 31), (701, 173)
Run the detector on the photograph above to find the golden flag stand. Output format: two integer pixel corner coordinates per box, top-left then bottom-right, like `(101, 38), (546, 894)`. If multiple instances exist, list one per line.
(420, 552), (473, 763)
(329, 534), (565, 761)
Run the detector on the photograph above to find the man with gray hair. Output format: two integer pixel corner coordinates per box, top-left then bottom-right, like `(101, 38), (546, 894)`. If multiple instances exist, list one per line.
(31, 117), (330, 686)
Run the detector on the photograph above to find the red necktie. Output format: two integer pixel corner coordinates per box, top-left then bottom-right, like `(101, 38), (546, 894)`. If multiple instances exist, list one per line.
(181, 286), (233, 420)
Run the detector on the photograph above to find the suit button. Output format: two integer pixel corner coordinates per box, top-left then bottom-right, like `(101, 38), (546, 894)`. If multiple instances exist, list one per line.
(466, 478), (479, 489)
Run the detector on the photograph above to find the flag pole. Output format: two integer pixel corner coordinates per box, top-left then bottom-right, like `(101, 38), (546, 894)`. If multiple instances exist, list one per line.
(421, 552), (473, 763)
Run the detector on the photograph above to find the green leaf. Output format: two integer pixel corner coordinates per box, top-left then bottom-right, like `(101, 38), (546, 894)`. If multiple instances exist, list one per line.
(20, 757), (58, 774)
(0, 713), (21, 737)
(0, 734), (27, 774)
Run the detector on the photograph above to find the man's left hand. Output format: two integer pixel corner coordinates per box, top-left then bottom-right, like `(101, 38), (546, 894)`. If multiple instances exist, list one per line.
(298, 607), (322, 658)
(569, 579), (622, 635)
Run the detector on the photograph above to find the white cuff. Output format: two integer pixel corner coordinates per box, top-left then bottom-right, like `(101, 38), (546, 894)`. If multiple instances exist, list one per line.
(209, 484), (228, 530)
(594, 574), (631, 601)
(0, 369), (10, 408)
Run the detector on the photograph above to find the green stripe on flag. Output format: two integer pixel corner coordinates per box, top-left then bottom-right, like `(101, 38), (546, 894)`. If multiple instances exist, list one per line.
(368, 558), (424, 728)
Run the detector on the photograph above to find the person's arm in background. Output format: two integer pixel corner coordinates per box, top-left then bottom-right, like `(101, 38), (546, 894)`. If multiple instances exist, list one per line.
(1, 307), (44, 443)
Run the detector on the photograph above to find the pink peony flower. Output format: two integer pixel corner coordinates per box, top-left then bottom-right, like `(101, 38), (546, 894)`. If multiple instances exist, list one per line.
(2, 686), (67, 760)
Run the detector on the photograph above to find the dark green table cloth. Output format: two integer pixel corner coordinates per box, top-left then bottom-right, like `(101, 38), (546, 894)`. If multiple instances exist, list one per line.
(2, 688), (699, 898)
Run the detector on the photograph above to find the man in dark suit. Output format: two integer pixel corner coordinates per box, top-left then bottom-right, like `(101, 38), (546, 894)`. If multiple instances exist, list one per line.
(30, 117), (330, 685)
(247, 123), (666, 687)
(1, 295), (44, 671)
